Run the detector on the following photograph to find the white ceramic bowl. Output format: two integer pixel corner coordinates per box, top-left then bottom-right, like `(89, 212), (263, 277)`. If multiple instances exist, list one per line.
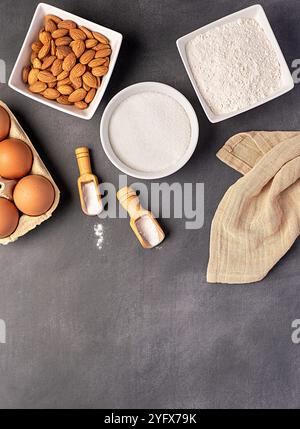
(8, 2), (122, 120)
(100, 82), (199, 179)
(176, 4), (294, 123)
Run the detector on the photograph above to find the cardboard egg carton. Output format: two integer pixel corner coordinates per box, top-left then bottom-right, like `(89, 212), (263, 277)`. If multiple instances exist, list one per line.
(0, 101), (60, 245)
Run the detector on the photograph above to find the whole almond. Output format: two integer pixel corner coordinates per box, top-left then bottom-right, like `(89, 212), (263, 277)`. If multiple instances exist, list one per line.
(70, 63), (86, 78)
(88, 58), (106, 68)
(31, 51), (38, 63)
(56, 49), (64, 60)
(93, 43), (110, 52)
(51, 40), (56, 56)
(58, 85), (74, 95)
(94, 50), (102, 59)
(82, 71), (98, 89)
(22, 65), (30, 83)
(38, 42), (51, 59)
(83, 82), (90, 91)
(42, 88), (60, 100)
(75, 101), (88, 110)
(68, 88), (87, 103)
(92, 31), (109, 44)
(38, 70), (57, 83)
(41, 55), (56, 70)
(62, 52), (76, 72)
(96, 76), (101, 87)
(45, 14), (62, 24)
(51, 58), (63, 76)
(70, 75), (82, 89)
(57, 70), (70, 81)
(92, 66), (108, 77)
(79, 26), (93, 39)
(57, 77), (71, 87)
(31, 41), (43, 52)
(56, 46), (72, 59)
(39, 31), (52, 45)
(29, 81), (47, 93)
(70, 28), (86, 40)
(45, 19), (57, 33)
(32, 57), (42, 69)
(79, 49), (95, 64)
(94, 48), (111, 58)
(52, 28), (68, 39)
(55, 36), (72, 46)
(58, 20), (76, 30)
(85, 88), (96, 104)
(28, 68), (40, 85)
(57, 95), (72, 105)
(103, 58), (110, 67)
(71, 40), (85, 58)
(85, 39), (98, 49)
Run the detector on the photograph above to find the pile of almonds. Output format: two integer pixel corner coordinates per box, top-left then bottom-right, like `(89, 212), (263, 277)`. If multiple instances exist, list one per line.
(22, 14), (112, 110)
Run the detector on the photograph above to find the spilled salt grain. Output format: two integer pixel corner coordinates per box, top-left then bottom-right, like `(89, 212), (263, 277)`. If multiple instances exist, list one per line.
(94, 223), (104, 250)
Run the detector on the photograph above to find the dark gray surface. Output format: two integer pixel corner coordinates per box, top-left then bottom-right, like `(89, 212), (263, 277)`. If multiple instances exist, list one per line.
(0, 0), (300, 409)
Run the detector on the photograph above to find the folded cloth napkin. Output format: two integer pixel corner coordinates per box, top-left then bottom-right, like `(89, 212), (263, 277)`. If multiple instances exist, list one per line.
(207, 131), (300, 284)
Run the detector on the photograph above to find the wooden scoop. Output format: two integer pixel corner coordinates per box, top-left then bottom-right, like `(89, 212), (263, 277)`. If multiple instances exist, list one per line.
(75, 147), (102, 216)
(117, 186), (165, 249)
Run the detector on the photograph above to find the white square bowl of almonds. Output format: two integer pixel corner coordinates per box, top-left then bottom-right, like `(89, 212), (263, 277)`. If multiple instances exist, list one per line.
(8, 3), (122, 120)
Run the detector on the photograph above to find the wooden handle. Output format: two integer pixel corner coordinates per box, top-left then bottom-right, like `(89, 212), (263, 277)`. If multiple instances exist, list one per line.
(117, 186), (141, 218)
(75, 147), (92, 176)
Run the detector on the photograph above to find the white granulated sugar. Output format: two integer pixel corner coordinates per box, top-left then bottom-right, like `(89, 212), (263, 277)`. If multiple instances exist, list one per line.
(109, 91), (191, 172)
(94, 223), (104, 250)
(186, 18), (281, 115)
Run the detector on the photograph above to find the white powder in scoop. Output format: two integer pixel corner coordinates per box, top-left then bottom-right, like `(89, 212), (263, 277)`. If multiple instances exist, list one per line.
(135, 215), (162, 247)
(82, 182), (102, 216)
(108, 91), (191, 172)
(186, 18), (281, 115)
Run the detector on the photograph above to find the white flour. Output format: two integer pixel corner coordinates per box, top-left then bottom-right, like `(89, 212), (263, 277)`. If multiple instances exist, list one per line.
(109, 91), (191, 172)
(186, 18), (281, 115)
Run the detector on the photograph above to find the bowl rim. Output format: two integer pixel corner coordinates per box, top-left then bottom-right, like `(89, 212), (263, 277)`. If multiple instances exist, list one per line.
(8, 2), (123, 120)
(176, 4), (294, 123)
(99, 81), (199, 180)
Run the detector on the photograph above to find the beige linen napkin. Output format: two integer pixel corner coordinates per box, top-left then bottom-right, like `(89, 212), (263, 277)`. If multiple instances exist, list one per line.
(207, 131), (300, 284)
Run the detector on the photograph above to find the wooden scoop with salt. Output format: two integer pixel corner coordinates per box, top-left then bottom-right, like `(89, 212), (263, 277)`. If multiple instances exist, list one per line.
(117, 186), (165, 249)
(75, 147), (103, 216)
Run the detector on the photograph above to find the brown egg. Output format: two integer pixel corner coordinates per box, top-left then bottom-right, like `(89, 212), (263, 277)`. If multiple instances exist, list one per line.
(0, 138), (33, 179)
(0, 197), (19, 238)
(13, 175), (55, 216)
(0, 107), (10, 142)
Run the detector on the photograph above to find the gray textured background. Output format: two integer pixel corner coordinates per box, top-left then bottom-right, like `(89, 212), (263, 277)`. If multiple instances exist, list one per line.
(0, 0), (300, 409)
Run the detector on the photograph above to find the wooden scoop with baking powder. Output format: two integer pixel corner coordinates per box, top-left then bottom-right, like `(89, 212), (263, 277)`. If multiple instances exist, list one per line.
(117, 186), (165, 249)
(75, 147), (103, 216)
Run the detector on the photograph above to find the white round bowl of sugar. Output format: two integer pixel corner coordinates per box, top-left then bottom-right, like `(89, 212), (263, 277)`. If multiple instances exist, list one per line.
(100, 82), (199, 179)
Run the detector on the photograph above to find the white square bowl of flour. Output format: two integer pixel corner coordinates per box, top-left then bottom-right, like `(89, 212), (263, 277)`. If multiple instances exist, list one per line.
(177, 4), (294, 123)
